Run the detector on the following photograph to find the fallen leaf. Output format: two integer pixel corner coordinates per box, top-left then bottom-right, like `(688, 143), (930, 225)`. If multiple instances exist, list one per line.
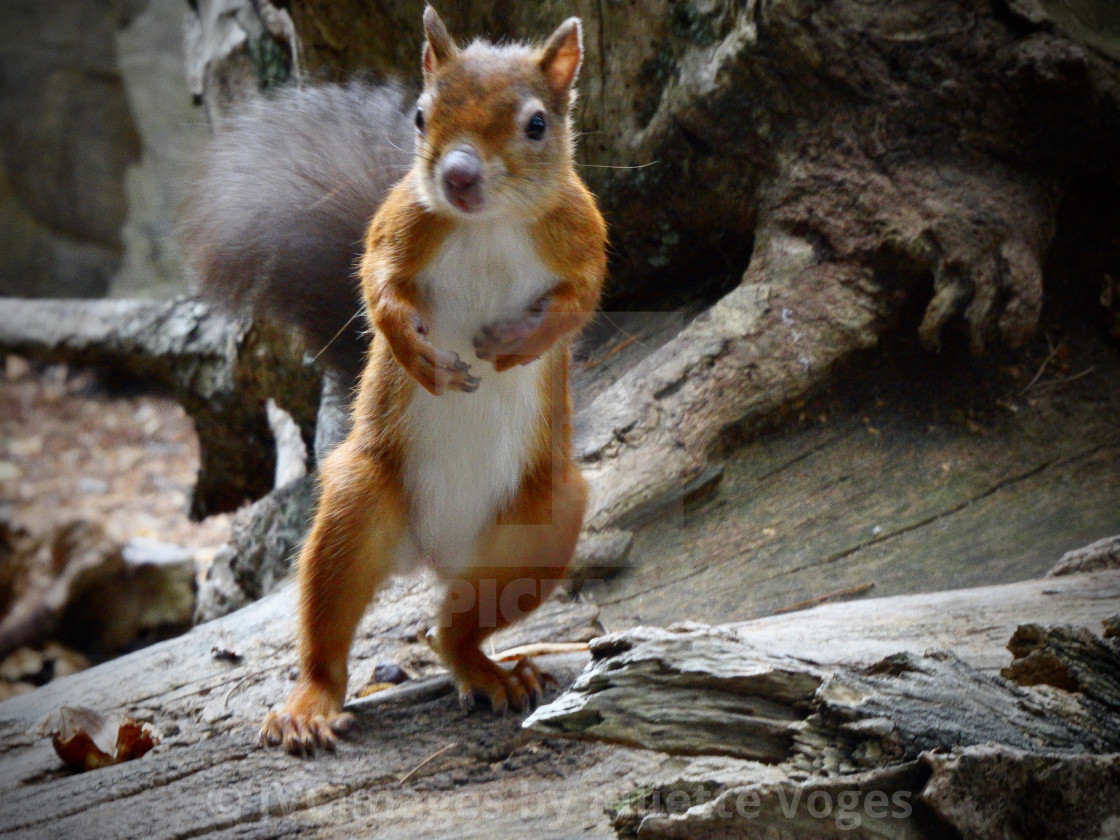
(357, 681), (399, 698)
(39, 706), (159, 771)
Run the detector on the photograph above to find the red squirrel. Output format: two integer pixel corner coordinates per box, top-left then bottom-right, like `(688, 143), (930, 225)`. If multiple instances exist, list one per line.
(182, 7), (606, 754)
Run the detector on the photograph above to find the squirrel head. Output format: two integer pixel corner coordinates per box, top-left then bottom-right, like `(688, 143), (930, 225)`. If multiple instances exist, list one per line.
(412, 7), (583, 221)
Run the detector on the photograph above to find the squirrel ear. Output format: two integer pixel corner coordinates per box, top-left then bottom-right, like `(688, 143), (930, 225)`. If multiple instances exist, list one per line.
(539, 18), (582, 96)
(422, 6), (456, 79)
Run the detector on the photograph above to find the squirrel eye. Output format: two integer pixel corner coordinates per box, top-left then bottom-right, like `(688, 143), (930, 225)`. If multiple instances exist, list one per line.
(525, 111), (547, 141)
(415, 107), (425, 134)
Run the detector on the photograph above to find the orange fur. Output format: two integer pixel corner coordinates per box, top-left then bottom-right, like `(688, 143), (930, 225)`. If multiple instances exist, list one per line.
(262, 7), (606, 754)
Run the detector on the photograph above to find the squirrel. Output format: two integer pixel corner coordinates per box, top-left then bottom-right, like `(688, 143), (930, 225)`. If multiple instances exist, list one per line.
(179, 7), (607, 754)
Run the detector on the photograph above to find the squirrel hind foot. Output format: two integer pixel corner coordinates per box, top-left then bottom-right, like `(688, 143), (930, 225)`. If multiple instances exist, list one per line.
(455, 654), (551, 715)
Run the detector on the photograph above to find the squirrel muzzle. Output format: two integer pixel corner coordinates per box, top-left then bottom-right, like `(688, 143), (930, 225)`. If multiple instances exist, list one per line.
(439, 144), (484, 213)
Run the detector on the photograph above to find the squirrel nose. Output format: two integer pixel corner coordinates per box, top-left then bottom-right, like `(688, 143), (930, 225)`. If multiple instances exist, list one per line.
(440, 145), (483, 210)
(443, 149), (481, 189)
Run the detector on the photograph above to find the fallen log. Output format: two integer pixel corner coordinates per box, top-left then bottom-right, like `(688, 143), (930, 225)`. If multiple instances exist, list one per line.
(526, 572), (1120, 839)
(0, 297), (321, 517)
(268, 0), (1120, 539)
(0, 571), (1116, 838)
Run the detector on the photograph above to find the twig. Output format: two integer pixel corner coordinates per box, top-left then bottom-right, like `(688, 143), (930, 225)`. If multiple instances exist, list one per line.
(222, 672), (256, 709)
(583, 333), (641, 369)
(490, 641), (590, 662)
(1027, 366), (1096, 391)
(1021, 341), (1063, 394)
(771, 582), (876, 615)
(398, 742), (459, 785)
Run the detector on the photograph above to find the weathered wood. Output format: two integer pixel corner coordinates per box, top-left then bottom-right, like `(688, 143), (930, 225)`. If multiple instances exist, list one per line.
(1002, 622), (1120, 714)
(673, 572), (1120, 673)
(920, 746), (1120, 840)
(616, 748), (1120, 840)
(1049, 533), (1120, 577)
(1, 571), (1116, 838)
(526, 574), (1120, 839)
(194, 475), (318, 623)
(525, 595), (1120, 762)
(586, 328), (1120, 630)
(0, 523), (196, 664)
(577, 279), (883, 531)
(290, 1), (1120, 324)
(614, 762), (930, 840)
(0, 575), (623, 839)
(0, 297), (321, 517)
(266, 0), (1120, 538)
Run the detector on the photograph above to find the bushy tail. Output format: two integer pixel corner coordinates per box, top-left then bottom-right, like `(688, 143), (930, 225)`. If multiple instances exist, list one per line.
(179, 82), (413, 384)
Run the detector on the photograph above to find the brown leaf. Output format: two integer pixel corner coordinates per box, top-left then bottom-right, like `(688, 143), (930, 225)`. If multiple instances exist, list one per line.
(356, 681), (399, 698)
(39, 706), (159, 771)
(114, 719), (160, 763)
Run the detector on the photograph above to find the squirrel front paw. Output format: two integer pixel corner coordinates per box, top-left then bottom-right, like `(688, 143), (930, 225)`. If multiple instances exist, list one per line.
(260, 679), (357, 755)
(405, 313), (480, 395)
(414, 345), (480, 395)
(473, 305), (547, 371)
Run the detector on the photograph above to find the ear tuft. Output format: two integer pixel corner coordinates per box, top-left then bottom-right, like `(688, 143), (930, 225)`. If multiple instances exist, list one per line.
(422, 6), (456, 79)
(539, 18), (583, 96)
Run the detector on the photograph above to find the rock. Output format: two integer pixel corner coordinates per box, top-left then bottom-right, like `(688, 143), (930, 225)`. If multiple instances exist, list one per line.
(372, 662), (410, 685)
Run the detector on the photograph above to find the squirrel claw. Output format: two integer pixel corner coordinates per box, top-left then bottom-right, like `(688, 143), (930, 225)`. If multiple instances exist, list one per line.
(260, 708), (356, 756)
(424, 349), (480, 394)
(453, 357), (481, 392)
(454, 655), (550, 715)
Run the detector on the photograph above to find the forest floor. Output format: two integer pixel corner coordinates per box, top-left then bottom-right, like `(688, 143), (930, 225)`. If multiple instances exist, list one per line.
(0, 358), (231, 552)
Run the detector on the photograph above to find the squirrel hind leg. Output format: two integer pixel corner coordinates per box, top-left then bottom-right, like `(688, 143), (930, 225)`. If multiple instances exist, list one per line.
(432, 470), (587, 713)
(263, 438), (409, 755)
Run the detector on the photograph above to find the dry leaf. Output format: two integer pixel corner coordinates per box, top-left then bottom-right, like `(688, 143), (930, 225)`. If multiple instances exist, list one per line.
(356, 681), (399, 698)
(39, 706), (159, 771)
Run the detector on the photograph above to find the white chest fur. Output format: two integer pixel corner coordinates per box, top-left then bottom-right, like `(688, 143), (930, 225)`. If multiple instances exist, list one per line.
(401, 220), (555, 573)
